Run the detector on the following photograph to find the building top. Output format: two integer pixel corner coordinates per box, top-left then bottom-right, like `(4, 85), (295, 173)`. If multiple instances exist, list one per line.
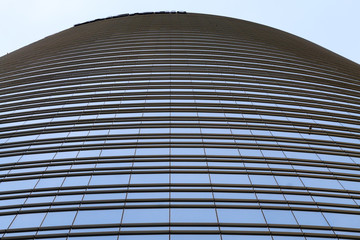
(1, 12), (359, 77)
(74, 11), (187, 27)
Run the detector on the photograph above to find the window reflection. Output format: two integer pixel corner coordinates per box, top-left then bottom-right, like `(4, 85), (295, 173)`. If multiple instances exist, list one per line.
(218, 209), (265, 223)
(122, 208), (168, 223)
(10, 213), (46, 228)
(171, 208), (217, 223)
(74, 209), (123, 225)
(42, 211), (77, 226)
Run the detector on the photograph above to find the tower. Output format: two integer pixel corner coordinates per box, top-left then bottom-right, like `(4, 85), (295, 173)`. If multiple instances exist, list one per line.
(1, 12), (360, 240)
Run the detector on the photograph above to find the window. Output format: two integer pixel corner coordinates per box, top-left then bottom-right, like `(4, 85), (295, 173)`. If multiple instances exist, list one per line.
(122, 208), (168, 223)
(74, 209), (123, 224)
(42, 211), (77, 226)
(217, 209), (265, 223)
(171, 208), (217, 223)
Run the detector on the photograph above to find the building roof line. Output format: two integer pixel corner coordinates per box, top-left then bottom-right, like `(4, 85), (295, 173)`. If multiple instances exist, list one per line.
(74, 11), (187, 27)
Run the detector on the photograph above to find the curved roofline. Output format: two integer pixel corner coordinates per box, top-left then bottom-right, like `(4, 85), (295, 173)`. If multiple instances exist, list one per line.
(74, 11), (187, 27)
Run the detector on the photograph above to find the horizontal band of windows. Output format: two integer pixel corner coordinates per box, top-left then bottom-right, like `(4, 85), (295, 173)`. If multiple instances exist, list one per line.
(59, 35), (291, 57)
(11, 41), (307, 74)
(0, 114), (357, 135)
(2, 85), (358, 113)
(2, 68), (358, 102)
(2, 169), (360, 190)
(1, 203), (360, 220)
(1, 142), (358, 165)
(1, 159), (358, 179)
(2, 87), (357, 110)
(4, 52), (347, 91)
(2, 93), (358, 119)
(0, 133), (360, 156)
(45, 36), (281, 57)
(28, 39), (337, 76)
(2, 77), (359, 112)
(2, 132), (358, 154)
(2, 146), (358, 167)
(1, 196), (359, 214)
(2, 224), (359, 239)
(1, 145), (359, 170)
(1, 113), (358, 136)
(3, 72), (357, 107)
(0, 148), (358, 172)
(1, 185), (359, 206)
(1, 62), (356, 94)
(2, 98), (359, 123)
(2, 165), (360, 184)
(3, 55), (352, 90)
(2, 110), (359, 136)
(1, 127), (358, 147)
(1, 120), (357, 140)
(2, 124), (358, 148)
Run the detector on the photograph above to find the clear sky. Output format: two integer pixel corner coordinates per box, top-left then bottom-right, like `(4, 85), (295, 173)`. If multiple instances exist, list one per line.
(1, 0), (359, 64)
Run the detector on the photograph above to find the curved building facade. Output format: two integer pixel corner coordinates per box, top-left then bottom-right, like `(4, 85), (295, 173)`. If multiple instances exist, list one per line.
(1, 12), (360, 240)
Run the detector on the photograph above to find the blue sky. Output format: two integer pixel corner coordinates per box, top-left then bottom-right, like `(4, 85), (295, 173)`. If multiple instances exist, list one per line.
(1, 0), (359, 64)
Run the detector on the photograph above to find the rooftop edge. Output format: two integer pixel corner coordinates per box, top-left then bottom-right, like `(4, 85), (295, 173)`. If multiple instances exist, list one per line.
(74, 11), (187, 27)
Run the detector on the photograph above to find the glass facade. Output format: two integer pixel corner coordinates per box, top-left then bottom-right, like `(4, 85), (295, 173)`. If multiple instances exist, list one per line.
(1, 12), (360, 240)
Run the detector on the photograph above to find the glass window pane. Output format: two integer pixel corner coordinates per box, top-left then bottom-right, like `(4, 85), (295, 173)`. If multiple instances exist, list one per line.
(217, 209), (265, 223)
(172, 235), (220, 240)
(68, 236), (117, 240)
(10, 213), (46, 228)
(136, 148), (169, 155)
(171, 208), (217, 223)
(0, 179), (37, 191)
(293, 211), (328, 226)
(74, 209), (123, 225)
(42, 211), (77, 226)
(122, 208), (168, 223)
(324, 212), (360, 228)
(249, 175), (276, 185)
(171, 148), (204, 155)
(211, 174), (250, 184)
(101, 148), (135, 157)
(223, 236), (272, 240)
(63, 176), (90, 186)
(171, 173), (210, 184)
(36, 177), (64, 188)
(118, 235), (168, 240)
(130, 173), (169, 184)
(263, 210), (297, 224)
(0, 215), (15, 229)
(90, 174), (129, 185)
(205, 148), (239, 156)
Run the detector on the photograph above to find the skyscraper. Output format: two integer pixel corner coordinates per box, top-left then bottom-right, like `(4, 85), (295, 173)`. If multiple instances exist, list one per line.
(1, 12), (360, 240)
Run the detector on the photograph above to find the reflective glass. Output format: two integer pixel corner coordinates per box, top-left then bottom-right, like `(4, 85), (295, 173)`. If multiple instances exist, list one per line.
(74, 209), (123, 224)
(171, 173), (210, 184)
(217, 209), (265, 223)
(0, 215), (15, 229)
(122, 208), (168, 223)
(118, 235), (168, 240)
(324, 212), (360, 228)
(90, 174), (130, 185)
(263, 210), (297, 224)
(211, 173), (250, 184)
(42, 211), (77, 226)
(171, 208), (217, 223)
(293, 211), (328, 226)
(10, 213), (46, 228)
